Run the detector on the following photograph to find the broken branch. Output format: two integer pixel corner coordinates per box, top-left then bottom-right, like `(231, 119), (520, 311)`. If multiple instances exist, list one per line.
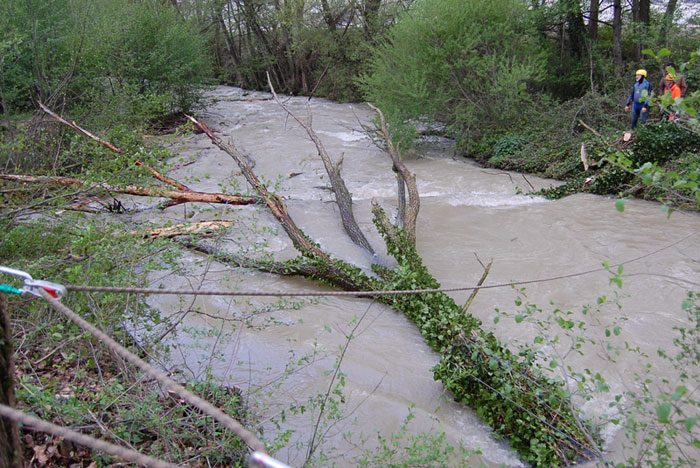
(0, 174), (259, 207)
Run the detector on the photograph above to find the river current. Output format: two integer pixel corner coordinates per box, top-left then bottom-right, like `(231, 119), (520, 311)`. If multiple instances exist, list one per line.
(138, 86), (700, 467)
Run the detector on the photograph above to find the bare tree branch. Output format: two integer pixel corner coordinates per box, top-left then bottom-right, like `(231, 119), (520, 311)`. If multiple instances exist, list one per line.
(0, 174), (259, 208)
(267, 73), (376, 255)
(366, 103), (420, 245)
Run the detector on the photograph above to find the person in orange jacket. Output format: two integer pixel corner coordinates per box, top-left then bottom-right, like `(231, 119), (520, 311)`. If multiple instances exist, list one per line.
(664, 73), (682, 121)
(659, 62), (687, 97)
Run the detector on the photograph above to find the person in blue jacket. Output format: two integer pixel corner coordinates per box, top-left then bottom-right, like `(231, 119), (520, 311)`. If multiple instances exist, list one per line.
(624, 69), (652, 130)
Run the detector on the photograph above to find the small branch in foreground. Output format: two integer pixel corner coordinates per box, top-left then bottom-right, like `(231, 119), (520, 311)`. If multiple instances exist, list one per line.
(133, 221), (234, 239)
(39, 103), (191, 192)
(366, 103), (420, 246)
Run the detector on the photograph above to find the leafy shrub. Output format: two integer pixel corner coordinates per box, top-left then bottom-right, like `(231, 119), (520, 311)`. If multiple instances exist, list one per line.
(1, 0), (211, 124)
(79, 0), (211, 120)
(631, 122), (700, 165)
(360, 0), (546, 150)
(0, 0), (77, 112)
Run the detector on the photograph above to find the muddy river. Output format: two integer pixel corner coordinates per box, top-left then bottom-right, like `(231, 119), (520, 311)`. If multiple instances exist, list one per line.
(136, 86), (700, 467)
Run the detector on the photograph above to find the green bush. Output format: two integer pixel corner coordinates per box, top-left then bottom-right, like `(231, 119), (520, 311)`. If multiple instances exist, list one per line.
(77, 0), (211, 121)
(0, 0), (77, 112)
(631, 122), (700, 165)
(360, 0), (546, 150)
(0, 0), (211, 124)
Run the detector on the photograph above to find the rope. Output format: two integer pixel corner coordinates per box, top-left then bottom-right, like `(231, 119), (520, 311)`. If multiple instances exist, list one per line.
(62, 230), (697, 298)
(36, 288), (266, 453)
(0, 404), (181, 468)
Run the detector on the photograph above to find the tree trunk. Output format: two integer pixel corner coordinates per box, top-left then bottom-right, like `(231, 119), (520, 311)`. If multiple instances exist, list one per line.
(185, 110), (599, 467)
(361, 0), (382, 40)
(268, 79), (377, 255)
(215, 1), (245, 85)
(613, 0), (623, 74)
(0, 294), (22, 468)
(587, 0), (599, 40)
(564, 0), (587, 58)
(632, 0), (651, 62)
(658, 0), (679, 46)
(0, 174), (260, 208)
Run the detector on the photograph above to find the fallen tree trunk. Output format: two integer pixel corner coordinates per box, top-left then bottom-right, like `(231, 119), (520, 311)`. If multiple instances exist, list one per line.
(41, 97), (599, 465)
(186, 113), (599, 467)
(0, 174), (260, 208)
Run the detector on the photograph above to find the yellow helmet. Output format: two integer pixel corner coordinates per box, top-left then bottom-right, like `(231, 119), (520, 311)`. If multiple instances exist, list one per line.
(635, 69), (647, 77)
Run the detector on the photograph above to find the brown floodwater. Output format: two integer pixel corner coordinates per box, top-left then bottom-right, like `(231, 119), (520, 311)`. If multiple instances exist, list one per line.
(138, 86), (700, 467)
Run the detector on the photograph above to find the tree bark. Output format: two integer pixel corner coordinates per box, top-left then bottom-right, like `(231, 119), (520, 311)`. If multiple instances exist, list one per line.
(361, 0), (382, 40)
(564, 0), (587, 58)
(215, 0), (245, 85)
(267, 77), (377, 255)
(613, 0), (623, 74)
(632, 0), (651, 62)
(658, 0), (679, 46)
(587, 0), (599, 41)
(0, 294), (22, 468)
(367, 103), (419, 246)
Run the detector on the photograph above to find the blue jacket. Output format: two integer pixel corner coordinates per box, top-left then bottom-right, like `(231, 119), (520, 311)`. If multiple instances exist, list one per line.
(627, 78), (651, 109)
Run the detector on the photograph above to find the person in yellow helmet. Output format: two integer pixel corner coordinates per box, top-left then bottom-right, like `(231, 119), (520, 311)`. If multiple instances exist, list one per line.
(624, 69), (652, 130)
(664, 73), (682, 121)
(659, 62), (687, 97)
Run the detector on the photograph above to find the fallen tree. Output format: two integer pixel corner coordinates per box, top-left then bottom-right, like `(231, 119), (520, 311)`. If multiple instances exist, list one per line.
(21, 102), (600, 466)
(182, 86), (601, 465)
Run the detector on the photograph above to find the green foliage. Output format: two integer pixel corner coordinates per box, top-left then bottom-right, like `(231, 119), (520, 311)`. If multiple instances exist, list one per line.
(0, 0), (77, 112)
(1, 214), (250, 466)
(0, 0), (211, 124)
(356, 406), (478, 467)
(369, 204), (597, 467)
(631, 122), (700, 166)
(537, 165), (633, 200)
(84, 0), (211, 116)
(360, 0), (546, 150)
(475, 92), (621, 180)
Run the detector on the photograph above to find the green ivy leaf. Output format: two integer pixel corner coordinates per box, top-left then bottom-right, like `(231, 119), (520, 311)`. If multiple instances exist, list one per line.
(515, 314), (524, 323)
(671, 385), (687, 400)
(684, 416), (698, 432)
(657, 403), (672, 423)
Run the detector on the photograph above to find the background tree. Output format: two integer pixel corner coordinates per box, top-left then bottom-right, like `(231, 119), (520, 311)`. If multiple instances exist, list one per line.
(361, 0), (546, 151)
(613, 0), (623, 73)
(659, 0), (680, 46)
